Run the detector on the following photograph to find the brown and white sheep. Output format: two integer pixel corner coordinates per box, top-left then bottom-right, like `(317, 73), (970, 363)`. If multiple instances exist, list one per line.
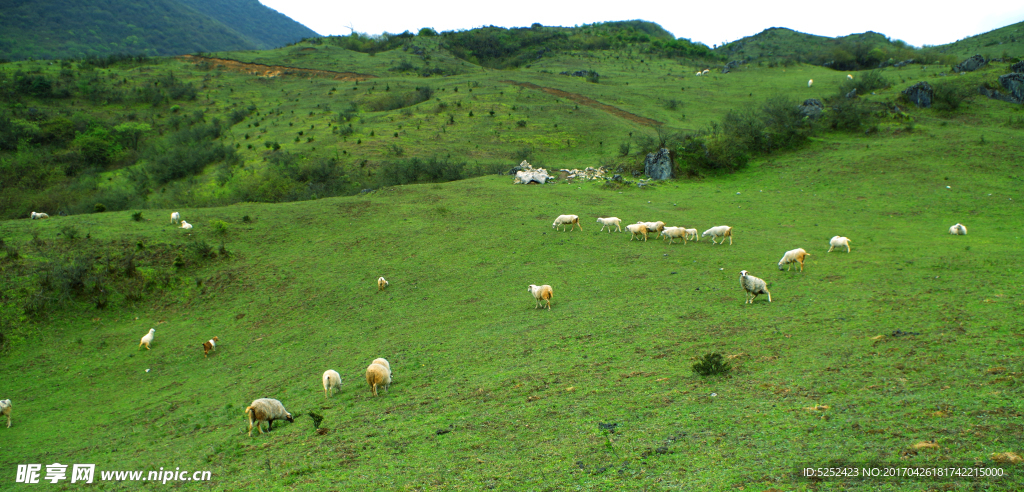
(626, 223), (648, 241)
(366, 363), (391, 397)
(244, 398), (294, 436)
(552, 215), (582, 232)
(778, 248), (811, 272)
(527, 284), (553, 310)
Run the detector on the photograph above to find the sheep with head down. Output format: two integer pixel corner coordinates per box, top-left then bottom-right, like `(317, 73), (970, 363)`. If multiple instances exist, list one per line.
(949, 223), (967, 235)
(0, 399), (11, 428)
(366, 363), (391, 397)
(778, 248), (811, 272)
(322, 370), (342, 398)
(552, 215), (582, 232)
(244, 398), (294, 436)
(828, 236), (851, 253)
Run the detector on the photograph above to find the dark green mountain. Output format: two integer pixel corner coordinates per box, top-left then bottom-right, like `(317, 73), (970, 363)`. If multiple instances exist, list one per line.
(0, 0), (319, 61)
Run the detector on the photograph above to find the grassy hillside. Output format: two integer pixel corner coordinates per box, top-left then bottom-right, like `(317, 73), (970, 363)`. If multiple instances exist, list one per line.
(0, 0), (317, 61)
(1, 20), (1024, 486)
(923, 20), (1024, 59)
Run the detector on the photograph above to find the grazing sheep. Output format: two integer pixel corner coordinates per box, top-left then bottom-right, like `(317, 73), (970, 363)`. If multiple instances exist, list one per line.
(847, 74), (853, 80)
(702, 69), (710, 75)
(949, 223), (967, 235)
(684, 228), (699, 242)
(170, 212), (180, 224)
(739, 270), (771, 304)
(596, 217), (622, 233)
(808, 79), (813, 87)
(701, 226), (733, 245)
(371, 358), (392, 378)
(366, 363), (391, 397)
(695, 71), (702, 77)
(660, 226), (689, 244)
(30, 212), (50, 220)
(626, 223), (648, 241)
(244, 398), (294, 436)
(322, 370), (342, 398)
(180, 220), (193, 230)
(778, 248), (811, 272)
(0, 399), (10, 428)
(828, 236), (851, 253)
(638, 221), (666, 234)
(552, 214), (582, 232)
(378, 277), (389, 291)
(202, 336), (218, 358)
(527, 284), (553, 310)
(139, 328), (155, 350)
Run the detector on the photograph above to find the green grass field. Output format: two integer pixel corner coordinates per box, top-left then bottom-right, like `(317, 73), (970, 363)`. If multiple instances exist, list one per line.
(2, 26), (1024, 490)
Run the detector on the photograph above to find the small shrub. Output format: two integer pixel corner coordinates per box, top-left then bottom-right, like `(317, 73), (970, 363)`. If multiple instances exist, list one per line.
(173, 254), (185, 268)
(516, 120), (527, 128)
(931, 80), (975, 112)
(94, 203), (106, 213)
(618, 141), (631, 156)
(60, 225), (80, 241)
(131, 211), (143, 221)
(692, 353), (731, 376)
(188, 240), (214, 259)
(217, 242), (229, 257)
(242, 215), (251, 223)
(308, 411), (324, 430)
(209, 220), (229, 236)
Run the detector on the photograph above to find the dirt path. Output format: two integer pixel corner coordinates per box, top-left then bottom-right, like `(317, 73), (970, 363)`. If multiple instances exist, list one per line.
(180, 55), (375, 81)
(501, 80), (662, 127)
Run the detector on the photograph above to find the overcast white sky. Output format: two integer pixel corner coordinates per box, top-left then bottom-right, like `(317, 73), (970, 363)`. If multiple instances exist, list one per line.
(259, 0), (1024, 48)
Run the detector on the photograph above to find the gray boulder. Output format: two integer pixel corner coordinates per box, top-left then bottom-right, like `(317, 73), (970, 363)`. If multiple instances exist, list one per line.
(1011, 60), (1024, 74)
(798, 99), (824, 119)
(643, 148), (673, 180)
(954, 55), (986, 73)
(845, 88), (858, 99)
(999, 73), (1024, 102)
(901, 82), (933, 108)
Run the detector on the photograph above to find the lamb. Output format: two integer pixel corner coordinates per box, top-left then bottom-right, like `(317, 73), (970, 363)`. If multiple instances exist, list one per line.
(202, 336), (218, 358)
(30, 212), (50, 220)
(244, 398), (294, 436)
(371, 358), (393, 378)
(180, 220), (193, 230)
(808, 79), (814, 87)
(378, 277), (389, 291)
(552, 214), (582, 232)
(948, 223), (967, 235)
(139, 328), (155, 350)
(739, 270), (771, 304)
(778, 248), (811, 272)
(365, 363), (391, 397)
(0, 399), (11, 428)
(322, 370), (342, 398)
(626, 223), (648, 241)
(527, 284), (553, 310)
(684, 228), (699, 242)
(660, 226), (689, 244)
(596, 217), (622, 233)
(701, 226), (733, 245)
(828, 236), (851, 253)
(170, 212), (180, 224)
(638, 221), (666, 234)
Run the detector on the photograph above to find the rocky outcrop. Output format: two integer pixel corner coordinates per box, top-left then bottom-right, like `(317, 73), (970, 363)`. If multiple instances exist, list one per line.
(512, 161), (550, 184)
(643, 148), (673, 180)
(893, 59), (915, 68)
(954, 55), (986, 73)
(798, 99), (823, 119)
(981, 73), (1024, 104)
(901, 82), (933, 108)
(1011, 60), (1024, 74)
(559, 70), (598, 78)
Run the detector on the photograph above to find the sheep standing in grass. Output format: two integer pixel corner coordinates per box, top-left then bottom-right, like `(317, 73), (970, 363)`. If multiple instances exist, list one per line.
(244, 398), (294, 436)
(365, 363), (391, 397)
(828, 236), (851, 253)
(739, 270), (771, 304)
(180, 220), (193, 230)
(808, 79), (814, 87)
(139, 328), (155, 350)
(378, 277), (389, 291)
(527, 284), (553, 310)
(0, 399), (11, 428)
(639, 221), (666, 234)
(949, 223), (967, 235)
(596, 217), (621, 233)
(171, 212), (180, 224)
(30, 212), (50, 220)
(685, 228), (699, 242)
(322, 370), (342, 398)
(702, 69), (710, 75)
(552, 215), (582, 232)
(626, 223), (648, 241)
(702, 226), (733, 245)
(778, 248), (811, 272)
(372, 358), (392, 378)
(847, 74), (854, 80)
(660, 226), (689, 244)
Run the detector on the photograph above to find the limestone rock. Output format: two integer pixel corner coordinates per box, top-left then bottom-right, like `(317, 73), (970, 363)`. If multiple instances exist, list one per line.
(954, 55), (986, 73)
(798, 99), (824, 119)
(512, 161), (551, 184)
(643, 148), (673, 180)
(901, 82), (933, 108)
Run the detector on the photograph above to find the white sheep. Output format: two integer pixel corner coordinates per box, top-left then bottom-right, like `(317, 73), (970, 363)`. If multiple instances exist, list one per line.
(702, 225), (733, 245)
(0, 399), (11, 428)
(30, 212), (50, 220)
(170, 212), (180, 224)
(244, 398), (294, 436)
(378, 277), (389, 291)
(684, 228), (699, 242)
(527, 284), (553, 310)
(322, 370), (342, 398)
(139, 328), (155, 350)
(739, 270), (771, 304)
(702, 69), (710, 75)
(596, 217), (622, 233)
(828, 236), (851, 253)
(371, 358), (392, 378)
(949, 223), (967, 235)
(660, 226), (689, 244)
(552, 214), (582, 232)
(626, 223), (648, 241)
(366, 363), (391, 397)
(778, 248), (811, 272)
(638, 221), (666, 234)
(180, 220), (193, 230)
(808, 79), (813, 87)
(847, 74), (853, 80)
(695, 71), (702, 77)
